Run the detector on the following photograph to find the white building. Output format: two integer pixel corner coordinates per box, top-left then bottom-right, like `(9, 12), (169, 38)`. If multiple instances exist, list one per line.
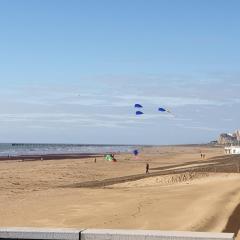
(224, 146), (240, 155)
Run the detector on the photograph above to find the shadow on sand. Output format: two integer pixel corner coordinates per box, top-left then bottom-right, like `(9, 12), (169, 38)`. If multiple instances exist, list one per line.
(223, 203), (240, 236)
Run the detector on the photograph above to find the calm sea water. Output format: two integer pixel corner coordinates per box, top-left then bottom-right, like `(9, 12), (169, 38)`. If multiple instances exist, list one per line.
(0, 143), (138, 157)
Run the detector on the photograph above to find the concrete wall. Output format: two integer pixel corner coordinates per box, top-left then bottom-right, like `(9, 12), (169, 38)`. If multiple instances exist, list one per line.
(0, 228), (82, 240)
(0, 228), (234, 240)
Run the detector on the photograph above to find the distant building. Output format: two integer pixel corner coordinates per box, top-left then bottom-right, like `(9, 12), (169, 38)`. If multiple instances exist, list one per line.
(236, 130), (240, 141)
(218, 133), (237, 145)
(224, 146), (240, 155)
(218, 130), (240, 145)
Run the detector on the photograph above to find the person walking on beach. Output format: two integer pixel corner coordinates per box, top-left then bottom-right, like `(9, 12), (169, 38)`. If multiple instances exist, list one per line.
(146, 163), (149, 174)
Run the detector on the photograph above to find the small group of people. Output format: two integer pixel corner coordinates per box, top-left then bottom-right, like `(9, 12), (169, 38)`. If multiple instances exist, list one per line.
(200, 153), (206, 159)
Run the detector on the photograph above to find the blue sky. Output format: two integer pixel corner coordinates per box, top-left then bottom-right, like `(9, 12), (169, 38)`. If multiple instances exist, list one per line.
(0, 0), (240, 144)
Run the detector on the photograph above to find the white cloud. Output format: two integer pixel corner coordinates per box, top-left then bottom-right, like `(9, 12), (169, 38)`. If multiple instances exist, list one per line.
(0, 113), (145, 128)
(0, 78), (239, 144)
(114, 95), (225, 107)
(175, 123), (220, 132)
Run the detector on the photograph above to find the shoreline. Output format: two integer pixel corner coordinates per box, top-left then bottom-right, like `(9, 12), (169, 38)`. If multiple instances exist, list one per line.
(0, 143), (222, 161)
(0, 153), (105, 161)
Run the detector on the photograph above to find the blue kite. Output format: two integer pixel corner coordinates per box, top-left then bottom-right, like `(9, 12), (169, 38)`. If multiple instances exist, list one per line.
(158, 107), (171, 113)
(136, 111), (144, 115)
(134, 104), (143, 108)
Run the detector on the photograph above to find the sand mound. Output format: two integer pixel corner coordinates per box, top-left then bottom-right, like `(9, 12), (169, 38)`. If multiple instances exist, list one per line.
(109, 172), (238, 188)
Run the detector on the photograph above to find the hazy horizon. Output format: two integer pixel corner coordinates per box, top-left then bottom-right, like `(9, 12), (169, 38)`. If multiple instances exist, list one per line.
(0, 142), (212, 146)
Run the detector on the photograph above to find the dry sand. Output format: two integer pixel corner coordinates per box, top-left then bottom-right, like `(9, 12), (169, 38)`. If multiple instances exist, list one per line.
(0, 145), (239, 234)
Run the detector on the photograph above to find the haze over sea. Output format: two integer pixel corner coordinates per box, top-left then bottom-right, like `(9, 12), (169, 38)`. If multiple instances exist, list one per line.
(0, 143), (137, 157)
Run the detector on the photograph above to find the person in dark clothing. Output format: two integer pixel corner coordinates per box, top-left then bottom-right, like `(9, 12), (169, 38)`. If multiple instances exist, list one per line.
(146, 163), (149, 174)
(112, 154), (117, 162)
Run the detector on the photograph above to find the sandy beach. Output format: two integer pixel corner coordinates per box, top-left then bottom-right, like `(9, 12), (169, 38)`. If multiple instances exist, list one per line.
(0, 145), (240, 235)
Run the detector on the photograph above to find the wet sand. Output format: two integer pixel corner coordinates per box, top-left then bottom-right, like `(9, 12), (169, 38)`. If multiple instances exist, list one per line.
(0, 145), (240, 235)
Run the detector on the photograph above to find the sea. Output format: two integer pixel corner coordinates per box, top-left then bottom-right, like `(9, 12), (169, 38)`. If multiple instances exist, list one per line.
(0, 143), (139, 157)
